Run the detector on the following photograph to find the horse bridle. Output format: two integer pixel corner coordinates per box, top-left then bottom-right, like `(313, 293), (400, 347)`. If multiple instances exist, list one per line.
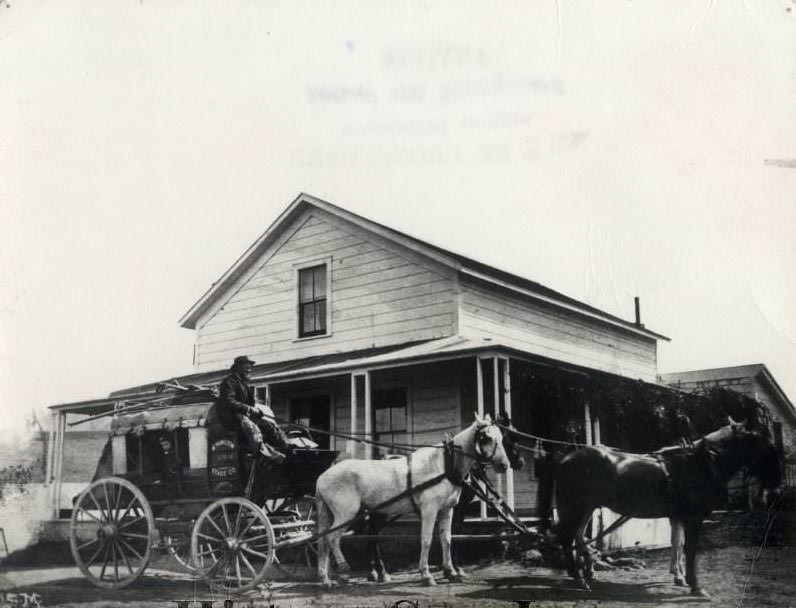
(473, 424), (502, 463)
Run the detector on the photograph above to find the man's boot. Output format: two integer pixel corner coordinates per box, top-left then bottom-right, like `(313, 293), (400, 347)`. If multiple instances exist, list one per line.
(258, 443), (286, 464)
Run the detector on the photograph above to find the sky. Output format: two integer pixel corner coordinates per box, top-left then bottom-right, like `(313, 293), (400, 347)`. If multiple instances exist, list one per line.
(1, 1), (795, 434)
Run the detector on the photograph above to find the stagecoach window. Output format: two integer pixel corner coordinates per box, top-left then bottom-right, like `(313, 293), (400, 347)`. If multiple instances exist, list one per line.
(298, 264), (327, 338)
(374, 388), (408, 455)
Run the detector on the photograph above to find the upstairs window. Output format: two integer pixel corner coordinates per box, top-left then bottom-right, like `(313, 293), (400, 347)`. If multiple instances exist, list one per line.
(298, 264), (327, 338)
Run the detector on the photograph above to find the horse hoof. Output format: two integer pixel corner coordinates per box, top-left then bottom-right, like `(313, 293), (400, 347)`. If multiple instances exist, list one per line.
(674, 576), (687, 587)
(456, 568), (468, 579)
(379, 572), (392, 583)
(691, 587), (710, 599)
(578, 580), (591, 592)
(367, 570), (379, 582)
(443, 570), (463, 582)
(423, 576), (437, 587)
(321, 579), (334, 589)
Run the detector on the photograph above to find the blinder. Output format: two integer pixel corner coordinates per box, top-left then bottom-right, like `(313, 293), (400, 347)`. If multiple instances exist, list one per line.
(474, 425), (500, 463)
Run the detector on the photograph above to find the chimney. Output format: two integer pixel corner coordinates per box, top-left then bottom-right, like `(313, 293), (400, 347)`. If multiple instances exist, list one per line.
(634, 296), (642, 326)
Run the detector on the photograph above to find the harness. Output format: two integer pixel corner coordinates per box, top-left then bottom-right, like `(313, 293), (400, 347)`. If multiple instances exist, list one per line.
(405, 428), (494, 516)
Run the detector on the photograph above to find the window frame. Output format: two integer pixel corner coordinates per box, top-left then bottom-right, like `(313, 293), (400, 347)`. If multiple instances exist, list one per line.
(372, 386), (411, 455)
(294, 257), (333, 341)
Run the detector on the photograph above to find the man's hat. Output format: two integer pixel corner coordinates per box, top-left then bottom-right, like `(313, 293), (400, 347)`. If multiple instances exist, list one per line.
(232, 355), (256, 368)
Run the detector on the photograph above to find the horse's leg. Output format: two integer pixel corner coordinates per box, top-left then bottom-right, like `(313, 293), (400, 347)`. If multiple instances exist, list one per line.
(366, 513), (391, 583)
(323, 493), (361, 585)
(555, 511), (582, 587)
(669, 519), (686, 587)
(417, 507), (438, 586)
(316, 496), (334, 588)
(574, 511), (595, 588)
(438, 507), (462, 582)
(450, 501), (468, 578)
(684, 519), (708, 598)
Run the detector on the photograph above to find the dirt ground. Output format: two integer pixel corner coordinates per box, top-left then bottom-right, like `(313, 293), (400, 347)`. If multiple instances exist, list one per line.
(1, 543), (795, 608)
(2, 511), (794, 608)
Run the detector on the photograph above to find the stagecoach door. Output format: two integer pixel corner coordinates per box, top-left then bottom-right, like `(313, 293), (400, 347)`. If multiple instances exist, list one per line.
(290, 395), (331, 449)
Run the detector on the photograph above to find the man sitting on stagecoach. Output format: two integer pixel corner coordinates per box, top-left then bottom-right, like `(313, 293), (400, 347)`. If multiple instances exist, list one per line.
(216, 355), (290, 464)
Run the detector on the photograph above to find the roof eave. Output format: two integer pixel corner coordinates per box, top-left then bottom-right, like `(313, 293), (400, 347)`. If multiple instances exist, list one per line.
(178, 193), (312, 329)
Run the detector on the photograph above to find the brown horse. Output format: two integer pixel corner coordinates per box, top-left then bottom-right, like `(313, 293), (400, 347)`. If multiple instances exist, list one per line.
(552, 418), (781, 597)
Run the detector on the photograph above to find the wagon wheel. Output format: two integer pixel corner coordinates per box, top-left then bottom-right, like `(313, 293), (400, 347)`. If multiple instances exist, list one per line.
(191, 497), (275, 592)
(69, 476), (154, 589)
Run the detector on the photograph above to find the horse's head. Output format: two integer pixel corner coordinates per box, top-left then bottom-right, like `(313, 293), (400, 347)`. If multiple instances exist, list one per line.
(471, 412), (511, 473)
(494, 412), (525, 471)
(705, 417), (782, 490)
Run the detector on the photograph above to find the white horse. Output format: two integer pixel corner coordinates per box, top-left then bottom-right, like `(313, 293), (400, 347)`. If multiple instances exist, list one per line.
(315, 413), (510, 587)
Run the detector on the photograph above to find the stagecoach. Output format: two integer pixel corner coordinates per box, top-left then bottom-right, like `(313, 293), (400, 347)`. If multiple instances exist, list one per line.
(68, 386), (338, 591)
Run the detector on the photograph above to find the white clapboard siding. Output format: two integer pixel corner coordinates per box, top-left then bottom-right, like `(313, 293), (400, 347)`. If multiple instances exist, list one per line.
(195, 211), (456, 371)
(459, 280), (657, 381)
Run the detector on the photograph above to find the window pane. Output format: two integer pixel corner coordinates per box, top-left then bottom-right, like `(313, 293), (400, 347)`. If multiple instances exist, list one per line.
(315, 300), (327, 333)
(299, 270), (314, 303)
(301, 303), (316, 334)
(390, 406), (406, 432)
(375, 408), (391, 433)
(313, 266), (326, 298)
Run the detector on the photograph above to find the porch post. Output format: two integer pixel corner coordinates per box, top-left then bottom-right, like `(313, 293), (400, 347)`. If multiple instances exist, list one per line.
(46, 412), (56, 517)
(476, 357), (484, 417)
(476, 357), (486, 518)
(363, 371), (372, 460)
(584, 401), (593, 445)
(502, 357), (515, 509)
(54, 411), (66, 518)
(349, 374), (358, 458)
(492, 356), (503, 502)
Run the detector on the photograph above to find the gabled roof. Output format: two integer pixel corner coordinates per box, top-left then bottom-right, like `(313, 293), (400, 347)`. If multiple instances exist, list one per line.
(179, 193), (668, 341)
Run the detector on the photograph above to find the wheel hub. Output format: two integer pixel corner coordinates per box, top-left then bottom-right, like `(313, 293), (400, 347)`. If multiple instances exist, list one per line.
(97, 524), (117, 540)
(225, 537), (240, 551)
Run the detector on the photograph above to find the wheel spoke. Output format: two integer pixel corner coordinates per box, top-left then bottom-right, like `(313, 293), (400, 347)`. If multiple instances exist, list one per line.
(99, 543), (111, 581)
(206, 515), (227, 539)
(116, 540), (135, 575)
(119, 532), (150, 540)
(241, 546), (269, 560)
(117, 537), (144, 562)
(195, 531), (224, 544)
(77, 505), (104, 525)
(233, 503), (243, 536)
(85, 541), (106, 567)
(103, 482), (113, 524)
(221, 504), (232, 535)
(238, 550), (259, 577)
(112, 484), (123, 522)
(118, 516), (146, 530)
(117, 494), (138, 524)
(86, 490), (108, 524)
(111, 540), (120, 581)
(77, 537), (100, 552)
(235, 553), (243, 586)
(236, 514), (258, 539)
